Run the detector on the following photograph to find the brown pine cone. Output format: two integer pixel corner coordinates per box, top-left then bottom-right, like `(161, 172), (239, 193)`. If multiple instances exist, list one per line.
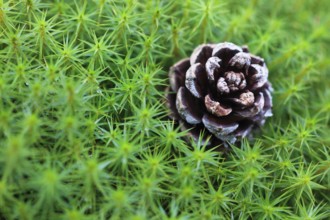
(166, 42), (272, 149)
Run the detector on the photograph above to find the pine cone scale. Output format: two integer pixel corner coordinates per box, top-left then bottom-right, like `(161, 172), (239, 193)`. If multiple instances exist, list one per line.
(176, 87), (203, 124)
(204, 94), (232, 117)
(190, 44), (215, 65)
(185, 63), (207, 98)
(202, 114), (239, 141)
(248, 64), (268, 91)
(234, 92), (265, 117)
(169, 58), (190, 92)
(212, 43), (242, 62)
(166, 87), (180, 120)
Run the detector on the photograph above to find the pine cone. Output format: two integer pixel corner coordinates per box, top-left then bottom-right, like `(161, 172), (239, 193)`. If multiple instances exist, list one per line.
(166, 42), (273, 149)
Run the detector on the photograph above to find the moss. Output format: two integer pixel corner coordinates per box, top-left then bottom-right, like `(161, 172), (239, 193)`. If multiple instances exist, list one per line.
(0, 0), (329, 219)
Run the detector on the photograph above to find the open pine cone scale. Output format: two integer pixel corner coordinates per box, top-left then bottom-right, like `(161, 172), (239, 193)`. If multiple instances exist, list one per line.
(167, 42), (272, 148)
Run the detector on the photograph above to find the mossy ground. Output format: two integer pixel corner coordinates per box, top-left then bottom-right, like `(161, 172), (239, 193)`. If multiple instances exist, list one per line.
(0, 0), (329, 219)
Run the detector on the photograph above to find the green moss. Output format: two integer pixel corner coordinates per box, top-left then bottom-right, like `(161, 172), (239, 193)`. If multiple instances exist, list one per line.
(0, 0), (329, 219)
